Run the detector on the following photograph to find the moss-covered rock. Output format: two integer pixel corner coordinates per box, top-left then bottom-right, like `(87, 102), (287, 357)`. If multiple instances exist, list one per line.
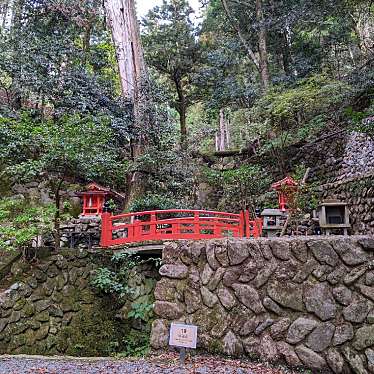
(9, 334), (26, 350)
(23, 301), (35, 317)
(9, 321), (28, 335)
(13, 298), (26, 311)
(35, 324), (49, 341)
(0, 248), (159, 357)
(35, 311), (49, 322)
(56, 298), (127, 356)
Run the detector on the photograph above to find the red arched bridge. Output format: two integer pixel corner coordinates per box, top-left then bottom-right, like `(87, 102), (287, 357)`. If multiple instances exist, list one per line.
(100, 209), (263, 247)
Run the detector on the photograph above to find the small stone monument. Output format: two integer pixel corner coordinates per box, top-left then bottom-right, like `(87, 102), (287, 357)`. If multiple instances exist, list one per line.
(261, 208), (288, 237)
(316, 199), (351, 235)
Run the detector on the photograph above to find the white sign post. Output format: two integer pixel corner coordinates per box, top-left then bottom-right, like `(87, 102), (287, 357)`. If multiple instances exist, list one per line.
(169, 323), (198, 366)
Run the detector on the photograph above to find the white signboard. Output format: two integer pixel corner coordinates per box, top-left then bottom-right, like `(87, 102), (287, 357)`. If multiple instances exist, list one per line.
(169, 323), (198, 349)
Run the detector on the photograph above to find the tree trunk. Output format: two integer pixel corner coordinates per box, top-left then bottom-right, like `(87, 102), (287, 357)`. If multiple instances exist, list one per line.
(104, 0), (145, 104)
(353, 9), (374, 57)
(82, 23), (92, 64)
(53, 178), (64, 251)
(219, 109), (225, 151)
(11, 0), (24, 29)
(180, 105), (187, 151)
(281, 32), (292, 75)
(256, 0), (270, 89)
(0, 0), (9, 28)
(104, 0), (146, 208)
(174, 75), (188, 150)
(221, 0), (260, 72)
(216, 109), (230, 151)
(225, 116), (230, 148)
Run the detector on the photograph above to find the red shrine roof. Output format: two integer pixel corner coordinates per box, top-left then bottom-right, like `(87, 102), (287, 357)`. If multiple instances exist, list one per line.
(77, 183), (126, 200)
(86, 182), (111, 192)
(271, 176), (298, 190)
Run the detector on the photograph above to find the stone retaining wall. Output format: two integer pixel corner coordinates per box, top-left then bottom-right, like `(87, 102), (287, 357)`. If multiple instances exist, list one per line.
(59, 218), (101, 249)
(289, 131), (374, 235)
(318, 131), (374, 235)
(151, 237), (374, 373)
(321, 173), (374, 235)
(0, 249), (157, 356)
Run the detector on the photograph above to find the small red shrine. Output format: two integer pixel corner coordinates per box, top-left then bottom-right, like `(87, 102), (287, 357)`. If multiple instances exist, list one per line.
(271, 176), (298, 211)
(77, 183), (125, 216)
(77, 183), (114, 216)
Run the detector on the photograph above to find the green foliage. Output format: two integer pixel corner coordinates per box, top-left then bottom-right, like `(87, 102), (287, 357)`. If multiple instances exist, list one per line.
(187, 103), (216, 152)
(127, 302), (154, 322)
(91, 252), (160, 298)
(106, 199), (118, 212)
(90, 252), (158, 357)
(90, 267), (125, 294)
(0, 112), (126, 186)
(345, 105), (374, 138)
(142, 0), (200, 147)
(294, 185), (319, 212)
(128, 194), (182, 212)
(0, 0), (131, 128)
(288, 165), (319, 212)
(118, 330), (151, 358)
(253, 75), (352, 133)
(204, 164), (271, 211)
(0, 198), (62, 251)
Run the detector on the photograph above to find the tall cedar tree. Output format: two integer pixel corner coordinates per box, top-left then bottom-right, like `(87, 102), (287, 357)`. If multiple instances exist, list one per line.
(142, 0), (200, 150)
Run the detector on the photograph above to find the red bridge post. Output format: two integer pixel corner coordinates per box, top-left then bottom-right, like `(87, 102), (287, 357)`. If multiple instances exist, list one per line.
(100, 211), (112, 247)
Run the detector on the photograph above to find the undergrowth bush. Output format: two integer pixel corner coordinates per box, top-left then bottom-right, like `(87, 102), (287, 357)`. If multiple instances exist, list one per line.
(91, 251), (161, 356)
(128, 194), (183, 212)
(0, 197), (70, 252)
(253, 75), (353, 132)
(203, 164), (271, 212)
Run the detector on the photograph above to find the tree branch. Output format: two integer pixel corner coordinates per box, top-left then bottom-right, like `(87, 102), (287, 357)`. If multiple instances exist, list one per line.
(221, 0), (260, 72)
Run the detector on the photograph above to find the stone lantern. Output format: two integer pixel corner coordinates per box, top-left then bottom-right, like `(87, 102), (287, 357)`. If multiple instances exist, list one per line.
(260, 208), (288, 237)
(260, 176), (298, 237)
(316, 199), (351, 235)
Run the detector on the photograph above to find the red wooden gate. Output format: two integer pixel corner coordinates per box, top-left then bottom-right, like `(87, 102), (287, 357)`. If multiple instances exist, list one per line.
(100, 209), (262, 247)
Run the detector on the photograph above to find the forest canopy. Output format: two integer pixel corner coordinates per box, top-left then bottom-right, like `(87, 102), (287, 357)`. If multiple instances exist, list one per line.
(0, 0), (373, 222)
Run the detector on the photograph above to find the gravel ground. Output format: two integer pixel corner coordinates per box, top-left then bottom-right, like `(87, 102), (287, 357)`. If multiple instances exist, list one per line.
(0, 353), (300, 374)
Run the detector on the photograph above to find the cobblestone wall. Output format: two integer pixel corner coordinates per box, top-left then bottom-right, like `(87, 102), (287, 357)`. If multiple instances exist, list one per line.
(319, 131), (374, 235)
(321, 173), (374, 235)
(151, 237), (374, 373)
(292, 131), (374, 235)
(0, 249), (157, 356)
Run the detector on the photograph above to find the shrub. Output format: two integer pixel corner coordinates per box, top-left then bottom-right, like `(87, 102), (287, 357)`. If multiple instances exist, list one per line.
(203, 164), (271, 212)
(252, 74), (353, 133)
(128, 194), (183, 212)
(0, 197), (64, 252)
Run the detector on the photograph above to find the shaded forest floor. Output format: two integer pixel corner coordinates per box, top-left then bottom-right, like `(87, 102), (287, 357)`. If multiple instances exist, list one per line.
(0, 352), (306, 374)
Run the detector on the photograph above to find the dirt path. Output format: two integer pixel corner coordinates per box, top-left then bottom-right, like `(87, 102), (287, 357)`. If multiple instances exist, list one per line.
(0, 353), (299, 374)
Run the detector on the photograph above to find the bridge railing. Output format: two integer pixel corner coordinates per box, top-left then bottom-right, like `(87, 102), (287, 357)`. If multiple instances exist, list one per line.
(100, 209), (262, 247)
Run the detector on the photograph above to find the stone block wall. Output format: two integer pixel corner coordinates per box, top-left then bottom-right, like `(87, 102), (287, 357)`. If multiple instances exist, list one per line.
(0, 250), (111, 355)
(0, 249), (157, 356)
(321, 173), (374, 235)
(318, 131), (374, 235)
(337, 132), (374, 182)
(59, 218), (101, 249)
(288, 130), (374, 235)
(151, 237), (374, 373)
